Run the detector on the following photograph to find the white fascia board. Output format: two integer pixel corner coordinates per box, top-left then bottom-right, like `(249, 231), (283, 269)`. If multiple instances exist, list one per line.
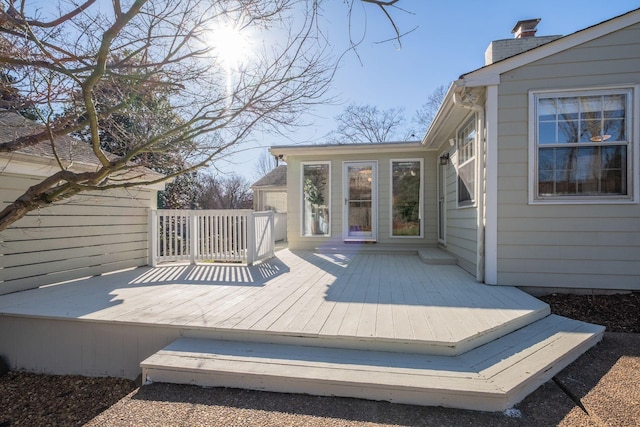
(461, 9), (640, 88)
(0, 152), (98, 176)
(271, 141), (428, 160)
(0, 153), (168, 190)
(421, 82), (458, 148)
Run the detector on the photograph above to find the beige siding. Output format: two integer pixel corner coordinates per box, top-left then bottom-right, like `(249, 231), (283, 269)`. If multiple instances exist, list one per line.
(439, 150), (477, 275)
(494, 23), (640, 290)
(254, 189), (287, 212)
(285, 150), (437, 251)
(0, 173), (155, 294)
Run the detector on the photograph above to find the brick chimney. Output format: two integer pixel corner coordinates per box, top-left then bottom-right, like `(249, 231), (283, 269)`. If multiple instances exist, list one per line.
(484, 18), (562, 65)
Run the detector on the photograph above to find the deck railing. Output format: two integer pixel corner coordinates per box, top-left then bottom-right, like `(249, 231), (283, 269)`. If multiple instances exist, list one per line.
(149, 209), (274, 266)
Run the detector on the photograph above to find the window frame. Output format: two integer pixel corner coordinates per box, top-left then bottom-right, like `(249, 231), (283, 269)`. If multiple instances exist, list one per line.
(300, 161), (331, 237)
(528, 86), (639, 204)
(389, 158), (424, 239)
(456, 114), (477, 208)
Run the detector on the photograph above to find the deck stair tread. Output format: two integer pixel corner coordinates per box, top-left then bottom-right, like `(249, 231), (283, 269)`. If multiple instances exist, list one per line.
(141, 314), (604, 412)
(418, 248), (458, 265)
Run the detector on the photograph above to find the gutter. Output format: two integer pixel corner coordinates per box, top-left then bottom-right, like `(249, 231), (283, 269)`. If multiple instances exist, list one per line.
(452, 81), (485, 283)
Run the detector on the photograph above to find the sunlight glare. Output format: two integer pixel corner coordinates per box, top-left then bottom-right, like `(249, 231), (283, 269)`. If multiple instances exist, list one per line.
(208, 23), (252, 69)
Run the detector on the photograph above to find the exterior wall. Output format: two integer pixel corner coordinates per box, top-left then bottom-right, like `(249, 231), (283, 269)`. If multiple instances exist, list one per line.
(494, 23), (640, 290)
(0, 172), (156, 294)
(285, 150), (437, 251)
(438, 146), (478, 275)
(254, 189), (287, 212)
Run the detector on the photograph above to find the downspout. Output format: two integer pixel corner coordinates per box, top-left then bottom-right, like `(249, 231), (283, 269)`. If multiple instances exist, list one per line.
(453, 86), (485, 283)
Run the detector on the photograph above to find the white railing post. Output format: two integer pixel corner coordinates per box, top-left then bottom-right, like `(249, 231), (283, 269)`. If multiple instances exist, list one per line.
(247, 211), (255, 265)
(269, 210), (275, 258)
(190, 210), (198, 265)
(148, 209), (158, 267)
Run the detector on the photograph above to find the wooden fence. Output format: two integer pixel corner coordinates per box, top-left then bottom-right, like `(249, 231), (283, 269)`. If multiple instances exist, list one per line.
(149, 209), (274, 266)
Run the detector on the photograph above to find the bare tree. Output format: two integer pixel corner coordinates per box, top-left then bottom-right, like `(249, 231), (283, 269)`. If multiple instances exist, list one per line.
(253, 149), (279, 180)
(198, 173), (252, 209)
(326, 103), (410, 143)
(413, 84), (447, 134)
(0, 0), (334, 232)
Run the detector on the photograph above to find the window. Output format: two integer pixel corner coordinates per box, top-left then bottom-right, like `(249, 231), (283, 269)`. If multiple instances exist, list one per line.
(302, 162), (330, 236)
(532, 88), (633, 201)
(457, 116), (476, 206)
(391, 159), (423, 237)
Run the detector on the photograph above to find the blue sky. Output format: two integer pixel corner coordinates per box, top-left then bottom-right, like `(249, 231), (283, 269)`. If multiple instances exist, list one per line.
(221, 0), (640, 182)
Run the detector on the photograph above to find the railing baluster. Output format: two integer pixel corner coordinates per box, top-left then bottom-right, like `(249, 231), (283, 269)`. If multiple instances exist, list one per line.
(151, 209), (275, 266)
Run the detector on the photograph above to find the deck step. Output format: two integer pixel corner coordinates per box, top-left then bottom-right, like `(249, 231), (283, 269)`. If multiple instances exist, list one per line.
(141, 315), (604, 412)
(418, 248), (458, 265)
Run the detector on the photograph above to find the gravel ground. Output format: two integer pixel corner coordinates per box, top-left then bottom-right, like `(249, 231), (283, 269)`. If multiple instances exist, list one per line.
(1, 292), (638, 426)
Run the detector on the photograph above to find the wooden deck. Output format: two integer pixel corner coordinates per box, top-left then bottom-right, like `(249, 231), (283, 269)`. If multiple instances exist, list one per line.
(0, 249), (547, 353)
(0, 248), (604, 411)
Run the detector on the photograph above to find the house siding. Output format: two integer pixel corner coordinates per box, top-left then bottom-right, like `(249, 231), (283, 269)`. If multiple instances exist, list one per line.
(439, 149), (477, 275)
(494, 23), (640, 290)
(254, 189), (287, 212)
(285, 150), (437, 251)
(0, 173), (155, 294)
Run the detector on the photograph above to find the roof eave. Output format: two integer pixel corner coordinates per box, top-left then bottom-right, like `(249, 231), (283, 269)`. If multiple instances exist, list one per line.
(270, 141), (427, 161)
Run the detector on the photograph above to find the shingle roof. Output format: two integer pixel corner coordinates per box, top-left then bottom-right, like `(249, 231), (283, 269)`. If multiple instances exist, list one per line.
(252, 165), (286, 188)
(0, 110), (111, 166)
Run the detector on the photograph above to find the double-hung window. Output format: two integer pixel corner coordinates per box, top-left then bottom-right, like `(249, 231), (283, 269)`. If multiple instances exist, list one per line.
(457, 116), (476, 207)
(531, 87), (634, 202)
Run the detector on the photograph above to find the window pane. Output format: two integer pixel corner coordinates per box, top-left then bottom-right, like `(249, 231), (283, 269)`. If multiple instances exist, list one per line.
(392, 161), (421, 237)
(538, 122), (556, 144)
(576, 147), (598, 193)
(458, 161), (474, 204)
(604, 94), (626, 118)
(302, 163), (330, 236)
(580, 96), (602, 119)
(580, 119), (602, 142)
(557, 97), (579, 120)
(602, 145), (626, 194)
(603, 118), (625, 141)
(538, 98), (556, 121)
(457, 116), (476, 205)
(558, 120), (578, 143)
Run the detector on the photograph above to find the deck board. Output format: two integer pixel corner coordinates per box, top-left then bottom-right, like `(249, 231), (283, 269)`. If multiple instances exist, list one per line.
(0, 249), (550, 355)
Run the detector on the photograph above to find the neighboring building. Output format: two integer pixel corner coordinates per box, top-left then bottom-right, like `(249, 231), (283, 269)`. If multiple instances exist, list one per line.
(252, 164), (288, 241)
(272, 9), (640, 293)
(0, 110), (165, 295)
(251, 164), (287, 212)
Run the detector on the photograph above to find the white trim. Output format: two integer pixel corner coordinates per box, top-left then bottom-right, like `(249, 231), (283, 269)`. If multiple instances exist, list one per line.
(342, 161), (378, 242)
(455, 113), (477, 209)
(437, 155), (448, 245)
(0, 154), (167, 190)
(528, 85), (638, 205)
(271, 141), (427, 161)
(389, 158), (424, 239)
(461, 9), (640, 88)
(484, 85), (499, 285)
(300, 161), (332, 237)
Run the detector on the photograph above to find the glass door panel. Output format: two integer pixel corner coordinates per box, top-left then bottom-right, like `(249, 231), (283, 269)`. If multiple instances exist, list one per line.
(344, 162), (376, 240)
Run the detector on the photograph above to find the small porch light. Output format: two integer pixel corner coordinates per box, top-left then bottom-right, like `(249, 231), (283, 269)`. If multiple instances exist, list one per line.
(439, 153), (450, 165)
